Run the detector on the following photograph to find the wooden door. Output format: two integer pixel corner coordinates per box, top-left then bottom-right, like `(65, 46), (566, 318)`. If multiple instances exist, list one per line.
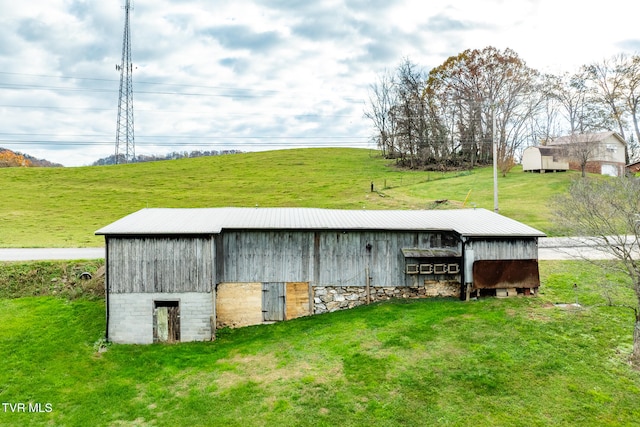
(262, 282), (285, 321)
(154, 301), (180, 343)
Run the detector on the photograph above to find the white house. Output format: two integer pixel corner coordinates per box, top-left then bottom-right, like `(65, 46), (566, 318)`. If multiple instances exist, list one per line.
(524, 131), (627, 176)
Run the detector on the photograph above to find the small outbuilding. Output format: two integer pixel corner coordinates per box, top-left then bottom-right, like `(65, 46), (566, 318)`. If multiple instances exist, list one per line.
(96, 207), (546, 344)
(522, 146), (569, 173)
(627, 160), (640, 175)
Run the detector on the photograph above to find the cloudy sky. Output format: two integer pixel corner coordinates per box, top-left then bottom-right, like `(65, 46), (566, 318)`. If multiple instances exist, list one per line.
(1, 0), (639, 166)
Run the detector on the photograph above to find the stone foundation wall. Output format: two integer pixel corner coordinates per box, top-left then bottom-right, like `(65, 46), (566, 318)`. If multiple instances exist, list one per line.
(313, 281), (460, 314)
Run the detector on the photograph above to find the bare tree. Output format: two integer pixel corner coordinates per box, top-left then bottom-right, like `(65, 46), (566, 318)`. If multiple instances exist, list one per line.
(365, 70), (398, 158)
(621, 54), (640, 161)
(566, 133), (601, 178)
(393, 59), (427, 168)
(585, 56), (629, 162)
(552, 177), (640, 362)
(545, 72), (591, 133)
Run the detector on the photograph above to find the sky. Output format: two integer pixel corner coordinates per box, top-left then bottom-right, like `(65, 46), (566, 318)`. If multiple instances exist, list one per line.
(1, 0), (639, 167)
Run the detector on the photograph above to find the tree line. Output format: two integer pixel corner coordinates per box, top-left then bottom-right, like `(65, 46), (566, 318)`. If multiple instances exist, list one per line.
(92, 149), (243, 166)
(365, 46), (640, 173)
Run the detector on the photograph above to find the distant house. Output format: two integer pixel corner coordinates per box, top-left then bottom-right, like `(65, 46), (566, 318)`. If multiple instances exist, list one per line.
(96, 207), (545, 344)
(524, 131), (626, 176)
(521, 146), (569, 173)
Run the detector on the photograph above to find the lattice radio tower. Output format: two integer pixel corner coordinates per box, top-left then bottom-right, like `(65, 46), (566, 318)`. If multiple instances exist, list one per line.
(115, 0), (135, 164)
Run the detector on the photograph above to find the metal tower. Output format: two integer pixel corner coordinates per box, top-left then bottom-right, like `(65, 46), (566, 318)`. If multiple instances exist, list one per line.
(115, 0), (135, 164)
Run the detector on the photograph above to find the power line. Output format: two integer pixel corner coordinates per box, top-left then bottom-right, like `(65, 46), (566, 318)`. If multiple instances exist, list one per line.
(0, 133), (366, 139)
(0, 103), (363, 119)
(0, 139), (372, 147)
(0, 70), (365, 102)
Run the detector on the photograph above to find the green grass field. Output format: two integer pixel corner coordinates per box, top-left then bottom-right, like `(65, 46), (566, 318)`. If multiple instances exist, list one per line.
(0, 148), (576, 247)
(0, 260), (639, 426)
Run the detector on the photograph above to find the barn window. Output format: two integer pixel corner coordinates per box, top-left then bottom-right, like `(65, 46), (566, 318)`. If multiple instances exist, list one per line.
(419, 264), (433, 274)
(401, 248), (462, 277)
(406, 264), (419, 274)
(434, 264), (447, 274)
(153, 300), (180, 343)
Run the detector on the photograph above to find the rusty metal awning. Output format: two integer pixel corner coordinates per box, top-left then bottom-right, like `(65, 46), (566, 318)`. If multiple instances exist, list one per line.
(401, 248), (461, 258)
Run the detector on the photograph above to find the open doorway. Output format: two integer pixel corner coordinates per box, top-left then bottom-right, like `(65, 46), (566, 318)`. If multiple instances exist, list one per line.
(154, 300), (180, 343)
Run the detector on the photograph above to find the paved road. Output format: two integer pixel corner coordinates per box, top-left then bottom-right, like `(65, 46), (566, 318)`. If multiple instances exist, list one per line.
(537, 237), (616, 260)
(0, 247), (105, 261)
(0, 237), (622, 261)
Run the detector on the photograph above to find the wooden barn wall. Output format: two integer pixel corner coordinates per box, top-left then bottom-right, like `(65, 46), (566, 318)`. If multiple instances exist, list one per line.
(466, 238), (538, 261)
(107, 236), (214, 293)
(221, 231), (313, 283)
(221, 230), (461, 287)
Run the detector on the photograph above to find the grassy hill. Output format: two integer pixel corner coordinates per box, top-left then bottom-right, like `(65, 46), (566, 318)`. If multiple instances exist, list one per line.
(0, 148), (575, 247)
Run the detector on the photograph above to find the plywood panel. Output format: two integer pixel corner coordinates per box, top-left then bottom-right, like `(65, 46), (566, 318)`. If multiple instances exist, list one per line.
(286, 282), (310, 319)
(216, 282), (262, 328)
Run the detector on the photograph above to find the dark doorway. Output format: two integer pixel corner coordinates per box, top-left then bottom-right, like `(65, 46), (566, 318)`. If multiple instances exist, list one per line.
(154, 300), (180, 343)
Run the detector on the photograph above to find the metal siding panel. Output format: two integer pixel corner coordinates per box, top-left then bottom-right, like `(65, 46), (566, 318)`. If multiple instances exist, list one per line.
(472, 260), (540, 289)
(467, 239), (538, 261)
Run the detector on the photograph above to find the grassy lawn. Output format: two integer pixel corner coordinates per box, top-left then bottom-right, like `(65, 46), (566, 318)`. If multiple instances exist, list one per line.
(0, 148), (577, 247)
(1, 260), (639, 426)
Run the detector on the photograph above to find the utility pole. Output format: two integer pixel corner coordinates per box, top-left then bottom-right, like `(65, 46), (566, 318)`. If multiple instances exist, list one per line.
(492, 103), (499, 213)
(115, 0), (135, 164)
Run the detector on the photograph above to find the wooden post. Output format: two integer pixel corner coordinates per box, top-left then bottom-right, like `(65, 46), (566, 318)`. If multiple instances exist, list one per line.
(365, 267), (371, 304)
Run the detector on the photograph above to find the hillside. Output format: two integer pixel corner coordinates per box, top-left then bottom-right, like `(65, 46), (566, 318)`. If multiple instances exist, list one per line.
(0, 148), (576, 247)
(0, 147), (63, 168)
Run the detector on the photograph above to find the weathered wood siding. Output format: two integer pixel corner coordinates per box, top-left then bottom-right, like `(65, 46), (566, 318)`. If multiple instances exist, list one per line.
(466, 238), (538, 261)
(107, 236), (214, 293)
(222, 231), (313, 283)
(221, 230), (463, 287)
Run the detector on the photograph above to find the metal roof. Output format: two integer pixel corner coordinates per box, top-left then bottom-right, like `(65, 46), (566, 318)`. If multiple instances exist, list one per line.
(549, 131), (626, 146)
(95, 207), (545, 238)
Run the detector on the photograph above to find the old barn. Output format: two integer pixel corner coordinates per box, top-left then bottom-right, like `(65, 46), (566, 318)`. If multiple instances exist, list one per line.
(96, 207), (545, 344)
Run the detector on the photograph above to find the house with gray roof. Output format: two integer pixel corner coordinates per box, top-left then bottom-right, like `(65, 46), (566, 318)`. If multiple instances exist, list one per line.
(96, 207), (545, 344)
(523, 131), (627, 176)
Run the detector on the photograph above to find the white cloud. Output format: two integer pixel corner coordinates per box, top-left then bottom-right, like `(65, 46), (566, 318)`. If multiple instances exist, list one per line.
(0, 0), (638, 165)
